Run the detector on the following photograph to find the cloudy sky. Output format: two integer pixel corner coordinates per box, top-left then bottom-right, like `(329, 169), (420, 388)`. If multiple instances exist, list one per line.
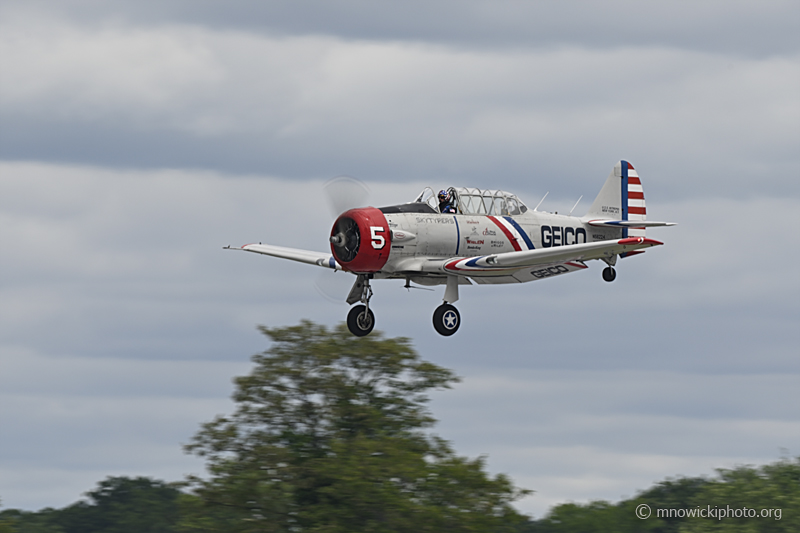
(1, 0), (799, 518)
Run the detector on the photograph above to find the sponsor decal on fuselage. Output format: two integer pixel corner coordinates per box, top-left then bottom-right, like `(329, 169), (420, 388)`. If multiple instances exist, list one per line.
(531, 265), (570, 278)
(482, 228), (497, 236)
(415, 217), (455, 224)
(541, 225), (587, 247)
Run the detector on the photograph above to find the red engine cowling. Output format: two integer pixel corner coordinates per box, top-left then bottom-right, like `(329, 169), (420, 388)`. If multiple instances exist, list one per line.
(329, 207), (391, 273)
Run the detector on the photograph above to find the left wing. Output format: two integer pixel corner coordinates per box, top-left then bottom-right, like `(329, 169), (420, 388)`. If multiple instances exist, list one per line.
(224, 243), (342, 270)
(438, 237), (662, 275)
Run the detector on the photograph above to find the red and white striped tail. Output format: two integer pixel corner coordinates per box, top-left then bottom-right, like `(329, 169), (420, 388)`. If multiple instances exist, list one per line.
(623, 161), (646, 238)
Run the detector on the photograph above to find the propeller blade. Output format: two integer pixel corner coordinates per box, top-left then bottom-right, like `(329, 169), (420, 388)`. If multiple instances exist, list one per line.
(323, 176), (370, 218)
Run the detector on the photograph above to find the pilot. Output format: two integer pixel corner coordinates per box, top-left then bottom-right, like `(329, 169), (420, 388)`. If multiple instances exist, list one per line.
(438, 190), (456, 214)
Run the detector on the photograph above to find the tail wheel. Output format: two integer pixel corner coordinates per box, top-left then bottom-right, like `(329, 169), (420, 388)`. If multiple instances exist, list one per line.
(433, 304), (460, 336)
(602, 266), (616, 282)
(347, 304), (375, 337)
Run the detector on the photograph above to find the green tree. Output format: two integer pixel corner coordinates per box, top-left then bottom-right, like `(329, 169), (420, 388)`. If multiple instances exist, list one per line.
(680, 459), (800, 532)
(183, 321), (531, 532)
(525, 459), (800, 533)
(0, 509), (63, 533)
(2, 477), (184, 533)
(0, 499), (20, 533)
(523, 499), (660, 533)
(56, 476), (182, 533)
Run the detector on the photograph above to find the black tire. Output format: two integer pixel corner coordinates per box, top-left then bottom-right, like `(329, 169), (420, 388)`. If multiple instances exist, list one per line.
(602, 266), (616, 282)
(432, 304), (460, 336)
(347, 305), (375, 337)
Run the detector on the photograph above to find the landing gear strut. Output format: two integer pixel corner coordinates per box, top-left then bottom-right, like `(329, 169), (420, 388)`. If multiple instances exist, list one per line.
(346, 274), (375, 336)
(602, 266), (617, 282)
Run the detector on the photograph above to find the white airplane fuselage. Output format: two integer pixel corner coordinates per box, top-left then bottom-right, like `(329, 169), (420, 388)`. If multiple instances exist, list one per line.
(376, 210), (620, 284)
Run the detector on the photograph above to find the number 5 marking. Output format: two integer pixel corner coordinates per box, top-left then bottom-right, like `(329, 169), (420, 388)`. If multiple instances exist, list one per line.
(370, 226), (385, 249)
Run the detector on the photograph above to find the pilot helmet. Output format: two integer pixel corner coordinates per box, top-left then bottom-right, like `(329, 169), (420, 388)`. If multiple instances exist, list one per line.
(438, 190), (449, 202)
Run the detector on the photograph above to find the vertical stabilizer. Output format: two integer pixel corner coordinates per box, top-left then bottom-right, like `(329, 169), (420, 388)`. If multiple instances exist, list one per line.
(584, 161), (647, 238)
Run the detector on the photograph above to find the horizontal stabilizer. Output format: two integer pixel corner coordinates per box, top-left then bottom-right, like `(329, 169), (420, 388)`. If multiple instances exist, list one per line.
(586, 220), (676, 228)
(224, 243), (342, 270)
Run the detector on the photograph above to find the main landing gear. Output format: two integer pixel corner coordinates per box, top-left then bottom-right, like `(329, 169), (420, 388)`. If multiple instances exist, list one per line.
(432, 275), (461, 336)
(347, 304), (374, 336)
(345, 274), (463, 337)
(346, 274), (375, 336)
(433, 303), (460, 336)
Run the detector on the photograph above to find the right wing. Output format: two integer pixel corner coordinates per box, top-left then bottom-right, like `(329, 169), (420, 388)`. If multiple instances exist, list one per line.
(224, 243), (342, 271)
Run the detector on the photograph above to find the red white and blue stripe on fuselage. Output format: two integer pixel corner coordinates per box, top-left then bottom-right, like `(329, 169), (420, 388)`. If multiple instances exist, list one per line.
(444, 216), (587, 275)
(449, 214), (535, 271)
(487, 215), (535, 251)
(446, 215), (535, 274)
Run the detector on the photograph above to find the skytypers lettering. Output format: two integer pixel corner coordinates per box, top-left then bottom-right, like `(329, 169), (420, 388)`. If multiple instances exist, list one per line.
(541, 225), (587, 247)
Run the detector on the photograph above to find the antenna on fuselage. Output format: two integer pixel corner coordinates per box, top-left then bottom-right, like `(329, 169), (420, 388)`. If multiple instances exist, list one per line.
(533, 191), (549, 212)
(568, 195), (583, 216)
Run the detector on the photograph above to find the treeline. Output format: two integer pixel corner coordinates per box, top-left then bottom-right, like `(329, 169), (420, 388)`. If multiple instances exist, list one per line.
(2, 323), (797, 532)
(2, 459), (797, 533)
(0, 477), (189, 533)
(524, 458), (800, 532)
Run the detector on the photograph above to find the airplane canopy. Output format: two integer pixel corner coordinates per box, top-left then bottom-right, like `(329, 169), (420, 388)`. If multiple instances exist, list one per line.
(413, 187), (528, 216)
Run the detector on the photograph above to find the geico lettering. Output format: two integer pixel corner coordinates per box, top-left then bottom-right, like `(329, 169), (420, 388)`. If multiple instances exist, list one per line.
(564, 226), (574, 244)
(531, 265), (570, 278)
(541, 226), (587, 247)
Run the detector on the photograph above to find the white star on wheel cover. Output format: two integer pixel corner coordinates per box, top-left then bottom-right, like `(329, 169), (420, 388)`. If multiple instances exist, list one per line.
(443, 310), (458, 329)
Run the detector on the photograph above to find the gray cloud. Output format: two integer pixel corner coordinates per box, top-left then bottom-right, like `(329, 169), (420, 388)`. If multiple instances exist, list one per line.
(1, 12), (798, 197)
(4, 0), (799, 57)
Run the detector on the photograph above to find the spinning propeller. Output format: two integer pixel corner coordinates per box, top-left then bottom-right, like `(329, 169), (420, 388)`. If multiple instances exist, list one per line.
(323, 176), (370, 219)
(315, 176), (371, 303)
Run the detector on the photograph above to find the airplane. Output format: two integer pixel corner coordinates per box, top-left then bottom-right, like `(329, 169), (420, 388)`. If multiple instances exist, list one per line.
(226, 161), (674, 336)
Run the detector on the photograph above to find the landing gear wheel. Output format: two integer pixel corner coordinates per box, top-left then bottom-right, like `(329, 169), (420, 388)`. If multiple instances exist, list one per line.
(602, 266), (617, 282)
(433, 304), (460, 336)
(347, 305), (375, 337)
